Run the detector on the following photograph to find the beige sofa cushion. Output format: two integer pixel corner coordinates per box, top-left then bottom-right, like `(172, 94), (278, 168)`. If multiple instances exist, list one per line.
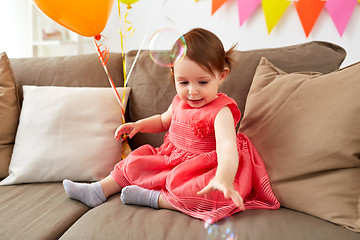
(239, 57), (360, 231)
(0, 52), (20, 178)
(125, 41), (346, 149)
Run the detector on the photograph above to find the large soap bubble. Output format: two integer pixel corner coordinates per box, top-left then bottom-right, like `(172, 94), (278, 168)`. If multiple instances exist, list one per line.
(148, 28), (187, 67)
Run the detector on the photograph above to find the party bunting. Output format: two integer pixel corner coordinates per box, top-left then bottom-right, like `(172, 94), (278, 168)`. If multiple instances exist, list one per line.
(294, 0), (326, 37)
(262, 0), (290, 33)
(237, 0), (261, 26)
(325, 0), (357, 36)
(209, 0), (359, 37)
(212, 0), (228, 15)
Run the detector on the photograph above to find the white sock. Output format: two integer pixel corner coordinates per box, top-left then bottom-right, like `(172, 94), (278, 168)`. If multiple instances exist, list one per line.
(63, 179), (106, 208)
(120, 185), (160, 209)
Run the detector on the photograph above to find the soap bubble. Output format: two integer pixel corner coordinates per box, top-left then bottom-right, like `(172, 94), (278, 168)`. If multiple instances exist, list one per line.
(204, 216), (238, 240)
(148, 28), (187, 67)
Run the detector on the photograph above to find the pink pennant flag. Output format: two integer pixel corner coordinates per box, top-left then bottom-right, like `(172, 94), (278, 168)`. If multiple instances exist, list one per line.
(325, 0), (357, 36)
(237, 0), (262, 26)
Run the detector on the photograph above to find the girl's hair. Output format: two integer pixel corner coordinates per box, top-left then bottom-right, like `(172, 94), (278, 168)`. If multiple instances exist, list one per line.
(173, 28), (236, 76)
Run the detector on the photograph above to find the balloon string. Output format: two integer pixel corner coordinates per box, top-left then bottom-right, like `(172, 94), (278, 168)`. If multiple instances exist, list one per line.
(93, 36), (126, 125)
(118, 1), (136, 159)
(93, 35), (129, 160)
(118, 0), (127, 105)
(118, 1), (135, 115)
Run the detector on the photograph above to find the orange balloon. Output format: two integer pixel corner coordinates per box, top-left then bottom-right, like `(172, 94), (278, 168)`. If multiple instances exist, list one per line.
(33, 0), (115, 37)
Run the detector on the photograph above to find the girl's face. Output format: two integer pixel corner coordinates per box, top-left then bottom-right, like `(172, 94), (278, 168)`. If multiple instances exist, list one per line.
(173, 57), (228, 108)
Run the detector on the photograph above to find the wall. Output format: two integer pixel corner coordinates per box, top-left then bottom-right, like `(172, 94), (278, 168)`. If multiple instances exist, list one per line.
(102, 0), (360, 68)
(0, 0), (31, 57)
(1, 0), (359, 67)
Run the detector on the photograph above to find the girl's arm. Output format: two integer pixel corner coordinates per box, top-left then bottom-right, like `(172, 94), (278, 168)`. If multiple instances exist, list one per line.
(115, 104), (172, 140)
(197, 106), (245, 209)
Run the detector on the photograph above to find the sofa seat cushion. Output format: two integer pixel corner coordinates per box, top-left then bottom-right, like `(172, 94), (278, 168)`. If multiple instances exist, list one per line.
(59, 194), (360, 240)
(0, 183), (89, 240)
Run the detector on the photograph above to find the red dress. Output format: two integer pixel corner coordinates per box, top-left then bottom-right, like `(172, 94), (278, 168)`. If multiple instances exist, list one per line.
(111, 93), (279, 223)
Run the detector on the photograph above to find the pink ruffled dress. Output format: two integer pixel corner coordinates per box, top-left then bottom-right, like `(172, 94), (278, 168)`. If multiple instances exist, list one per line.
(111, 93), (280, 223)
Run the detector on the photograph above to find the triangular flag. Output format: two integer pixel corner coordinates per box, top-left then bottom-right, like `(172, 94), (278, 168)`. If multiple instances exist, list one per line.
(237, 0), (261, 26)
(294, 0), (326, 37)
(212, 0), (228, 15)
(325, 0), (357, 36)
(262, 0), (291, 34)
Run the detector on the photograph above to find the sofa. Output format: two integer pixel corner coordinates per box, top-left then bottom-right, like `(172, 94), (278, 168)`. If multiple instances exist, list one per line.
(0, 41), (359, 240)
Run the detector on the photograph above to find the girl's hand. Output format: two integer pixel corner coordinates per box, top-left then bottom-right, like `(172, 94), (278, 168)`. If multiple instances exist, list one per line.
(197, 177), (245, 210)
(114, 122), (139, 140)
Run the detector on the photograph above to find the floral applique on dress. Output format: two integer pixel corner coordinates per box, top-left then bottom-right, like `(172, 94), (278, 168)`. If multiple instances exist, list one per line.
(191, 120), (210, 138)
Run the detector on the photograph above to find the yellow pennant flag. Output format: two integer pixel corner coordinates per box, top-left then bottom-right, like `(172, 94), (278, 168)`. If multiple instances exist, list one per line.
(262, 0), (291, 33)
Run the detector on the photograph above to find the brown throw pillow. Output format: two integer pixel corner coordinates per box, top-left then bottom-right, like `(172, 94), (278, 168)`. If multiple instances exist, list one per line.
(239, 57), (360, 231)
(0, 52), (21, 178)
(125, 41), (346, 149)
